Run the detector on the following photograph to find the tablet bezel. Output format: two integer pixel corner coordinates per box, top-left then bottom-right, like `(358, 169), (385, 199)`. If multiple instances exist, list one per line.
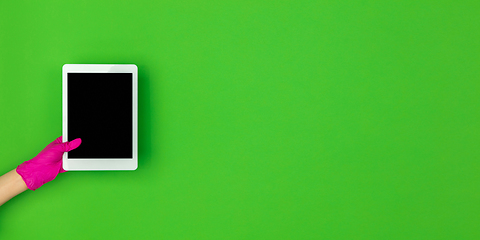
(62, 64), (138, 171)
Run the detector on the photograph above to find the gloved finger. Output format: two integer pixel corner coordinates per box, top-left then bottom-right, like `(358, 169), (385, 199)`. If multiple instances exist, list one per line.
(62, 138), (82, 152)
(45, 136), (64, 149)
(54, 136), (63, 144)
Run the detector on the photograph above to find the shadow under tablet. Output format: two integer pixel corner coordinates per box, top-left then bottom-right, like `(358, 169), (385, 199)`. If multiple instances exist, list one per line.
(67, 73), (133, 158)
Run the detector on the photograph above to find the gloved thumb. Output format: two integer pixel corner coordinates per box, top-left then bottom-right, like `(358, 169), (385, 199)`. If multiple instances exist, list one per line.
(62, 138), (82, 152)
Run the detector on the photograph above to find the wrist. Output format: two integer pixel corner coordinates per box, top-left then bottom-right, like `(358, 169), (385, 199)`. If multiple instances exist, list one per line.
(13, 169), (29, 191)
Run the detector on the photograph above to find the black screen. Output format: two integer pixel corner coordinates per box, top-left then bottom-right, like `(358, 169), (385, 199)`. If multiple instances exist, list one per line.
(68, 73), (133, 158)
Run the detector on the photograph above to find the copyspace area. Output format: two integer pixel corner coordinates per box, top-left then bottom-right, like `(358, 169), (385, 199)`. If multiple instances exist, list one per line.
(0, 1), (479, 239)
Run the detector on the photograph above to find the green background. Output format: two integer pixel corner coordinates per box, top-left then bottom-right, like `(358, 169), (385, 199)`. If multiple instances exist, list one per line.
(1, 0), (479, 239)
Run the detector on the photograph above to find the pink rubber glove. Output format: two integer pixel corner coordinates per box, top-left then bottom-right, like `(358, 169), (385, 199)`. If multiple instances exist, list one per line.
(16, 136), (82, 191)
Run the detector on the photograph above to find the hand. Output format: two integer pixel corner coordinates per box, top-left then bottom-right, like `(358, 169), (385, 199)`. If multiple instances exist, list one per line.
(16, 136), (81, 191)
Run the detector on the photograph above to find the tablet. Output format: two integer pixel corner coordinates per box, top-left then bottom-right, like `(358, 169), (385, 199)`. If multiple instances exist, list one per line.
(62, 64), (138, 170)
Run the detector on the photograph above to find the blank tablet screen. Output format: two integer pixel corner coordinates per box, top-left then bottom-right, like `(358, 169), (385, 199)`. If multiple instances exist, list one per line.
(67, 73), (133, 158)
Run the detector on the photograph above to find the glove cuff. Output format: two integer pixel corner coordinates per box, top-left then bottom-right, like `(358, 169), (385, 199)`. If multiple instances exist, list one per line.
(16, 160), (48, 191)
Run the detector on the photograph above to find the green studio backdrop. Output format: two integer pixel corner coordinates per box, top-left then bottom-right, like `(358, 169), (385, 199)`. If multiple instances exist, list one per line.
(1, 1), (479, 239)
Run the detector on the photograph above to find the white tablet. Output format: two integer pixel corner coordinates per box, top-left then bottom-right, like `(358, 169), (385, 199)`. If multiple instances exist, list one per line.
(62, 64), (138, 170)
